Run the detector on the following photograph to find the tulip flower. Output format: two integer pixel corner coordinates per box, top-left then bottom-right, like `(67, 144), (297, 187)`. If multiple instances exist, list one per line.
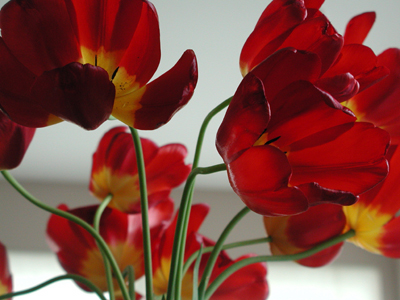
(343, 146), (400, 257)
(152, 204), (269, 300)
(89, 126), (191, 213)
(0, 242), (12, 299)
(46, 198), (174, 294)
(0, 110), (35, 170)
(264, 204), (346, 267)
(0, 0), (197, 130)
(216, 49), (390, 217)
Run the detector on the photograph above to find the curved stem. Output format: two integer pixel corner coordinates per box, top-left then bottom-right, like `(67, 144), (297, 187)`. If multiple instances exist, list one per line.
(183, 237), (271, 275)
(129, 127), (153, 300)
(204, 229), (356, 300)
(123, 265), (136, 300)
(94, 194), (115, 300)
(166, 164), (227, 300)
(0, 274), (107, 300)
(1, 171), (131, 300)
(193, 97), (231, 169)
(198, 207), (250, 299)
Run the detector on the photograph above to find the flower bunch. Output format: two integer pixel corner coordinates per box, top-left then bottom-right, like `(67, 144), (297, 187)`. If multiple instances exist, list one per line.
(0, 0), (400, 300)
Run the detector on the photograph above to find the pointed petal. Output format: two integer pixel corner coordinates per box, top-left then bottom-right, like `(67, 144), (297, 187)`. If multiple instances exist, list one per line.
(288, 122), (390, 195)
(0, 111), (35, 170)
(0, 0), (81, 75)
(216, 73), (269, 164)
(112, 50), (197, 129)
(344, 12), (376, 45)
(31, 62), (115, 130)
(240, 0), (307, 75)
(227, 145), (308, 216)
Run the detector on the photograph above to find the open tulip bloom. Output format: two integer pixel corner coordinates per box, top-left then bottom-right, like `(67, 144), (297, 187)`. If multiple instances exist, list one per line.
(1, 0), (400, 300)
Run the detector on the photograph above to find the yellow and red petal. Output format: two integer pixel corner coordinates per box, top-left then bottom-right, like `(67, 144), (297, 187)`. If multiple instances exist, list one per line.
(30, 62), (115, 130)
(0, 0), (81, 76)
(0, 242), (12, 298)
(112, 50), (198, 129)
(288, 122), (389, 195)
(216, 73), (269, 164)
(240, 0), (307, 75)
(0, 111), (35, 170)
(344, 12), (376, 45)
(264, 204), (346, 267)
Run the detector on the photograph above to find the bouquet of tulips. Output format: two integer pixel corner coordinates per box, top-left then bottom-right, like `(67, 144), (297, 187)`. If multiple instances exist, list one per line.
(1, 0), (400, 299)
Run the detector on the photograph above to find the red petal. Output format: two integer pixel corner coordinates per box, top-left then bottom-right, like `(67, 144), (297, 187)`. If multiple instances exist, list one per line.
(31, 62), (115, 130)
(315, 73), (360, 102)
(289, 122), (390, 195)
(0, 242), (12, 295)
(279, 15), (343, 74)
(304, 0), (324, 10)
(344, 12), (376, 45)
(112, 50), (198, 129)
(379, 217), (400, 258)
(227, 145), (308, 216)
(216, 73), (269, 164)
(0, 111), (35, 170)
(251, 48), (322, 100)
(0, 0), (81, 75)
(240, 0), (306, 75)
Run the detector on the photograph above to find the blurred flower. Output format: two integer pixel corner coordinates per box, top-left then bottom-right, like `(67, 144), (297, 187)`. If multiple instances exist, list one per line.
(343, 146), (400, 257)
(0, 0), (197, 130)
(89, 126), (191, 213)
(0, 242), (12, 299)
(216, 55), (389, 216)
(46, 198), (174, 295)
(0, 110), (35, 170)
(264, 204), (346, 267)
(152, 204), (269, 300)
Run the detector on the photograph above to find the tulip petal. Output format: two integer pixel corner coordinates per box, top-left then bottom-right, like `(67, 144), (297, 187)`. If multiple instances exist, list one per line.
(379, 217), (400, 258)
(0, 0), (81, 75)
(344, 12), (376, 45)
(316, 73), (360, 102)
(0, 111), (35, 170)
(0, 242), (12, 297)
(216, 73), (269, 164)
(31, 62), (115, 130)
(112, 50), (198, 129)
(227, 146), (308, 216)
(288, 122), (390, 195)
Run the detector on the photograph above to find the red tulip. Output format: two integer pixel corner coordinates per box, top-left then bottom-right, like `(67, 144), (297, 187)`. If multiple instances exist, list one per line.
(89, 126), (191, 213)
(264, 204), (346, 267)
(343, 146), (400, 257)
(0, 0), (197, 130)
(152, 204), (269, 300)
(0, 242), (12, 299)
(217, 51), (389, 217)
(0, 110), (35, 170)
(46, 198), (174, 293)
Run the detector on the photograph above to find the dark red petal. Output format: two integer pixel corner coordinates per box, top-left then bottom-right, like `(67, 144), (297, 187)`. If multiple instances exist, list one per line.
(112, 50), (198, 129)
(216, 73), (269, 164)
(251, 48), (322, 100)
(296, 243), (344, 267)
(0, 111), (35, 170)
(267, 80), (356, 148)
(304, 0), (324, 10)
(289, 122), (390, 195)
(0, 0), (81, 75)
(279, 15), (344, 74)
(0, 39), (61, 127)
(240, 0), (307, 74)
(0, 242), (12, 295)
(315, 73), (360, 102)
(227, 145), (308, 216)
(31, 62), (115, 130)
(344, 12), (376, 45)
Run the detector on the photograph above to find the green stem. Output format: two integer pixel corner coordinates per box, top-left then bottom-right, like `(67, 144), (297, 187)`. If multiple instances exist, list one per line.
(183, 237), (270, 275)
(123, 265), (136, 300)
(166, 164), (227, 300)
(193, 97), (231, 169)
(0, 274), (106, 300)
(198, 207), (250, 299)
(204, 229), (356, 300)
(129, 127), (153, 300)
(94, 194), (115, 300)
(1, 171), (131, 300)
